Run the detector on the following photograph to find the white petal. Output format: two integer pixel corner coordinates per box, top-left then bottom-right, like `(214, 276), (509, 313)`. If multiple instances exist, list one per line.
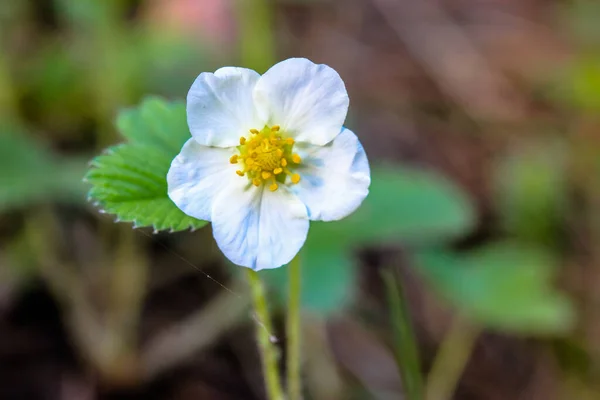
(187, 67), (263, 147)
(211, 185), (309, 271)
(167, 138), (238, 221)
(253, 58), (349, 146)
(292, 127), (370, 221)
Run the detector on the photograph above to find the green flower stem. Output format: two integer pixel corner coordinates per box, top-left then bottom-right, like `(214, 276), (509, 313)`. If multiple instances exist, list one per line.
(425, 316), (480, 400)
(246, 269), (285, 400)
(381, 267), (423, 400)
(286, 255), (302, 400)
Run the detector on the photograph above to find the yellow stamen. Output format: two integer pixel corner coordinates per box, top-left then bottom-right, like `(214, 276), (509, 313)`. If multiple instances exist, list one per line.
(233, 125), (303, 189)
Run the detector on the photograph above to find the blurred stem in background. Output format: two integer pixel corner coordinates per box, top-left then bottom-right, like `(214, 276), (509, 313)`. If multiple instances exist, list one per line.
(247, 269), (285, 400)
(234, 0), (276, 73)
(381, 267), (423, 400)
(425, 316), (480, 400)
(24, 209), (147, 385)
(287, 255), (302, 400)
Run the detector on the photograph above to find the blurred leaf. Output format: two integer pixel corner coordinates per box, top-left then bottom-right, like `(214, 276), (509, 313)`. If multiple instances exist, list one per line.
(261, 229), (353, 314)
(413, 243), (575, 334)
(137, 32), (207, 97)
(0, 129), (86, 212)
(261, 166), (475, 315)
(310, 166), (476, 246)
(495, 141), (567, 247)
(24, 42), (92, 132)
(86, 97), (207, 232)
(55, 0), (123, 30)
(567, 56), (600, 111)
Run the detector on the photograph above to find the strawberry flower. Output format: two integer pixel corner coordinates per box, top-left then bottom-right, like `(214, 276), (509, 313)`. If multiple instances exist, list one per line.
(167, 58), (370, 270)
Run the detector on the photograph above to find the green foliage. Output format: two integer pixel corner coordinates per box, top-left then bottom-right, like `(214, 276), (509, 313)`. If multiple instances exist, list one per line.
(0, 128), (86, 212)
(117, 97), (191, 155)
(563, 56), (600, 111)
(495, 141), (567, 247)
(261, 229), (354, 314)
(85, 97), (208, 232)
(319, 167), (476, 245)
(262, 167), (476, 314)
(414, 243), (575, 334)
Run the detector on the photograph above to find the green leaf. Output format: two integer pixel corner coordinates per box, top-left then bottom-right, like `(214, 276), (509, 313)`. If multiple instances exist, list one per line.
(0, 129), (86, 212)
(261, 228), (353, 314)
(86, 96), (207, 232)
(309, 166), (476, 247)
(413, 243), (575, 335)
(86, 144), (207, 232)
(117, 96), (191, 156)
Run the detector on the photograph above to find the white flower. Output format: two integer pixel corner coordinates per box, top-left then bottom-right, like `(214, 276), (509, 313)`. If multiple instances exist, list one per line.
(167, 58), (370, 270)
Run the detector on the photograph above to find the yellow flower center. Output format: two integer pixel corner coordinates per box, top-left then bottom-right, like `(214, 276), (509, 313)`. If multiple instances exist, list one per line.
(230, 125), (302, 192)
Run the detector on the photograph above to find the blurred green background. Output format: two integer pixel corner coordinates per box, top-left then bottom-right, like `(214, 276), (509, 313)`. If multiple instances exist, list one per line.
(1, 0), (600, 399)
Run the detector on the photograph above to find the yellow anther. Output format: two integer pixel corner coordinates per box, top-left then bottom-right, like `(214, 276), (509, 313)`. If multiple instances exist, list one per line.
(234, 126), (302, 187)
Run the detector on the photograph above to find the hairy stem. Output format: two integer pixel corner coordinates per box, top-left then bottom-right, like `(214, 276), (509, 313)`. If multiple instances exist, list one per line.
(247, 269), (285, 400)
(287, 256), (302, 400)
